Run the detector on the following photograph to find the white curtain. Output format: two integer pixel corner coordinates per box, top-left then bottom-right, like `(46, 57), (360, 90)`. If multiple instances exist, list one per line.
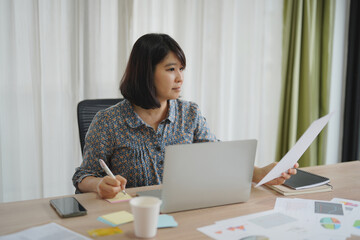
(325, 0), (350, 165)
(130, 0), (283, 167)
(0, 0), (283, 202)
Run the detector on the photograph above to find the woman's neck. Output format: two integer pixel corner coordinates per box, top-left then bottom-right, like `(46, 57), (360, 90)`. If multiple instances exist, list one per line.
(133, 100), (168, 131)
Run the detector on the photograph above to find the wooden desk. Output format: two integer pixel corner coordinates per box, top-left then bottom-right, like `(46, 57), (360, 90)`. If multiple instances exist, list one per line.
(0, 161), (359, 239)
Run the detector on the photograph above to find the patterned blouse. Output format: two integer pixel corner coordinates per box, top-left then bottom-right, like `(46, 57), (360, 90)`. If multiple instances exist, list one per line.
(72, 99), (217, 192)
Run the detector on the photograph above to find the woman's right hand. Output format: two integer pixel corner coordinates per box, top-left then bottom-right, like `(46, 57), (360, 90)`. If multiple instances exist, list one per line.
(96, 175), (127, 199)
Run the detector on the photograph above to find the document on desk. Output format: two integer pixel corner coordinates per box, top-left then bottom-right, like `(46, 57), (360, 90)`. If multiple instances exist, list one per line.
(0, 222), (91, 240)
(331, 198), (360, 214)
(274, 197), (358, 238)
(255, 112), (333, 187)
(198, 210), (310, 240)
(331, 198), (360, 236)
(198, 197), (357, 240)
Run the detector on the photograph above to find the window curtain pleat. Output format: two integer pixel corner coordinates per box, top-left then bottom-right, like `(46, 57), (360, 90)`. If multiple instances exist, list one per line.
(276, 0), (335, 167)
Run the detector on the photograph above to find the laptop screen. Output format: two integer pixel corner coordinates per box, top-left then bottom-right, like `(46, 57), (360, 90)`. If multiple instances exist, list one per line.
(138, 139), (257, 213)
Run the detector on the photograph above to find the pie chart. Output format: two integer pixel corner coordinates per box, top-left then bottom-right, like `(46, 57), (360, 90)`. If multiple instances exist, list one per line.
(320, 217), (341, 229)
(354, 220), (360, 229)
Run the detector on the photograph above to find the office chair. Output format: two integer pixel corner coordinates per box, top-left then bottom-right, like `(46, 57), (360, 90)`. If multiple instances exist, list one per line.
(77, 98), (124, 155)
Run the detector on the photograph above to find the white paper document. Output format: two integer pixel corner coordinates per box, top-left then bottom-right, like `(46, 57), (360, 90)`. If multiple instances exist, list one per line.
(256, 112), (333, 187)
(331, 198), (360, 214)
(198, 197), (359, 240)
(198, 210), (303, 240)
(331, 198), (360, 237)
(0, 222), (91, 240)
(273, 197), (358, 239)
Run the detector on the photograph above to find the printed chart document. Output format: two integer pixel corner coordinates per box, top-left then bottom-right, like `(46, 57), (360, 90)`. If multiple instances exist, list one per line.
(331, 198), (360, 237)
(256, 112), (333, 187)
(198, 197), (359, 239)
(0, 222), (91, 240)
(274, 197), (360, 239)
(197, 210), (303, 240)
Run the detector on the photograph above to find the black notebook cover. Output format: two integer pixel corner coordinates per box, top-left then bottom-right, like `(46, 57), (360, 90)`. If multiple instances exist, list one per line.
(283, 169), (330, 190)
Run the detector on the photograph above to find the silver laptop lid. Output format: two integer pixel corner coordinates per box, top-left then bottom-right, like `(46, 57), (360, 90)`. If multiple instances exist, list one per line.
(160, 139), (257, 213)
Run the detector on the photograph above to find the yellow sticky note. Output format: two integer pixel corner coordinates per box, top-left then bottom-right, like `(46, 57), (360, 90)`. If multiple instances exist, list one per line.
(101, 211), (134, 225)
(106, 192), (132, 203)
(88, 227), (123, 237)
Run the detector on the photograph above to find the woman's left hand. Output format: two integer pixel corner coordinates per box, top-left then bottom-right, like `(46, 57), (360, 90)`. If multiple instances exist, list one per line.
(253, 162), (299, 185)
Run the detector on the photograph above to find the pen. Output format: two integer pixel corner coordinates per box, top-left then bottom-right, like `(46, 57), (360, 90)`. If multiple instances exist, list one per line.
(99, 159), (127, 195)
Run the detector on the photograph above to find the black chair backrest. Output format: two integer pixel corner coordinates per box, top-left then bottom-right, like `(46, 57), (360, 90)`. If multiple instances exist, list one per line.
(77, 98), (124, 155)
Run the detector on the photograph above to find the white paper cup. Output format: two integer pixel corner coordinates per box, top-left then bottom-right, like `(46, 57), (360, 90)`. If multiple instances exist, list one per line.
(130, 196), (162, 238)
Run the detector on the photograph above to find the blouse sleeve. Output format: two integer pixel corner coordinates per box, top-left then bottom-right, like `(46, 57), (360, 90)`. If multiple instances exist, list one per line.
(190, 102), (218, 143)
(72, 110), (114, 193)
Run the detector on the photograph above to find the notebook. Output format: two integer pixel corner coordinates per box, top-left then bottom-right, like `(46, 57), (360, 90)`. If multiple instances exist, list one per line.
(137, 140), (257, 213)
(267, 183), (333, 196)
(282, 169), (330, 190)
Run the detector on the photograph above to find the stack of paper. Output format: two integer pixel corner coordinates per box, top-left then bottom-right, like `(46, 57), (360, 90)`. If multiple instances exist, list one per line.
(274, 198), (360, 239)
(267, 183), (333, 196)
(198, 198), (360, 240)
(0, 223), (91, 240)
(198, 210), (300, 239)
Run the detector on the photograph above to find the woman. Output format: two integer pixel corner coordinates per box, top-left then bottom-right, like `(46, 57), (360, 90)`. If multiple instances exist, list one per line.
(72, 33), (298, 199)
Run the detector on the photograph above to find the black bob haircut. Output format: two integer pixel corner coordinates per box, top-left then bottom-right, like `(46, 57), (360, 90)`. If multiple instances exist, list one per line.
(120, 33), (186, 109)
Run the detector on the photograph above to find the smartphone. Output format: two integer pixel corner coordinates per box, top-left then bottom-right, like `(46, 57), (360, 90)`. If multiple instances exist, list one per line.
(50, 197), (87, 218)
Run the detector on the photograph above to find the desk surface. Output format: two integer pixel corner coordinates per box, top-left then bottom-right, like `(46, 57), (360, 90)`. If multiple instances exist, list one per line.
(0, 161), (359, 239)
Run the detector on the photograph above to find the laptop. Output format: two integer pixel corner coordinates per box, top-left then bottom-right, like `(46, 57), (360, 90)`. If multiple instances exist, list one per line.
(137, 139), (257, 213)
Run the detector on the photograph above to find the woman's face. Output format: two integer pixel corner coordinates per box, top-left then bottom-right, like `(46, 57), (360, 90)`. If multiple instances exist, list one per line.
(154, 51), (184, 104)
